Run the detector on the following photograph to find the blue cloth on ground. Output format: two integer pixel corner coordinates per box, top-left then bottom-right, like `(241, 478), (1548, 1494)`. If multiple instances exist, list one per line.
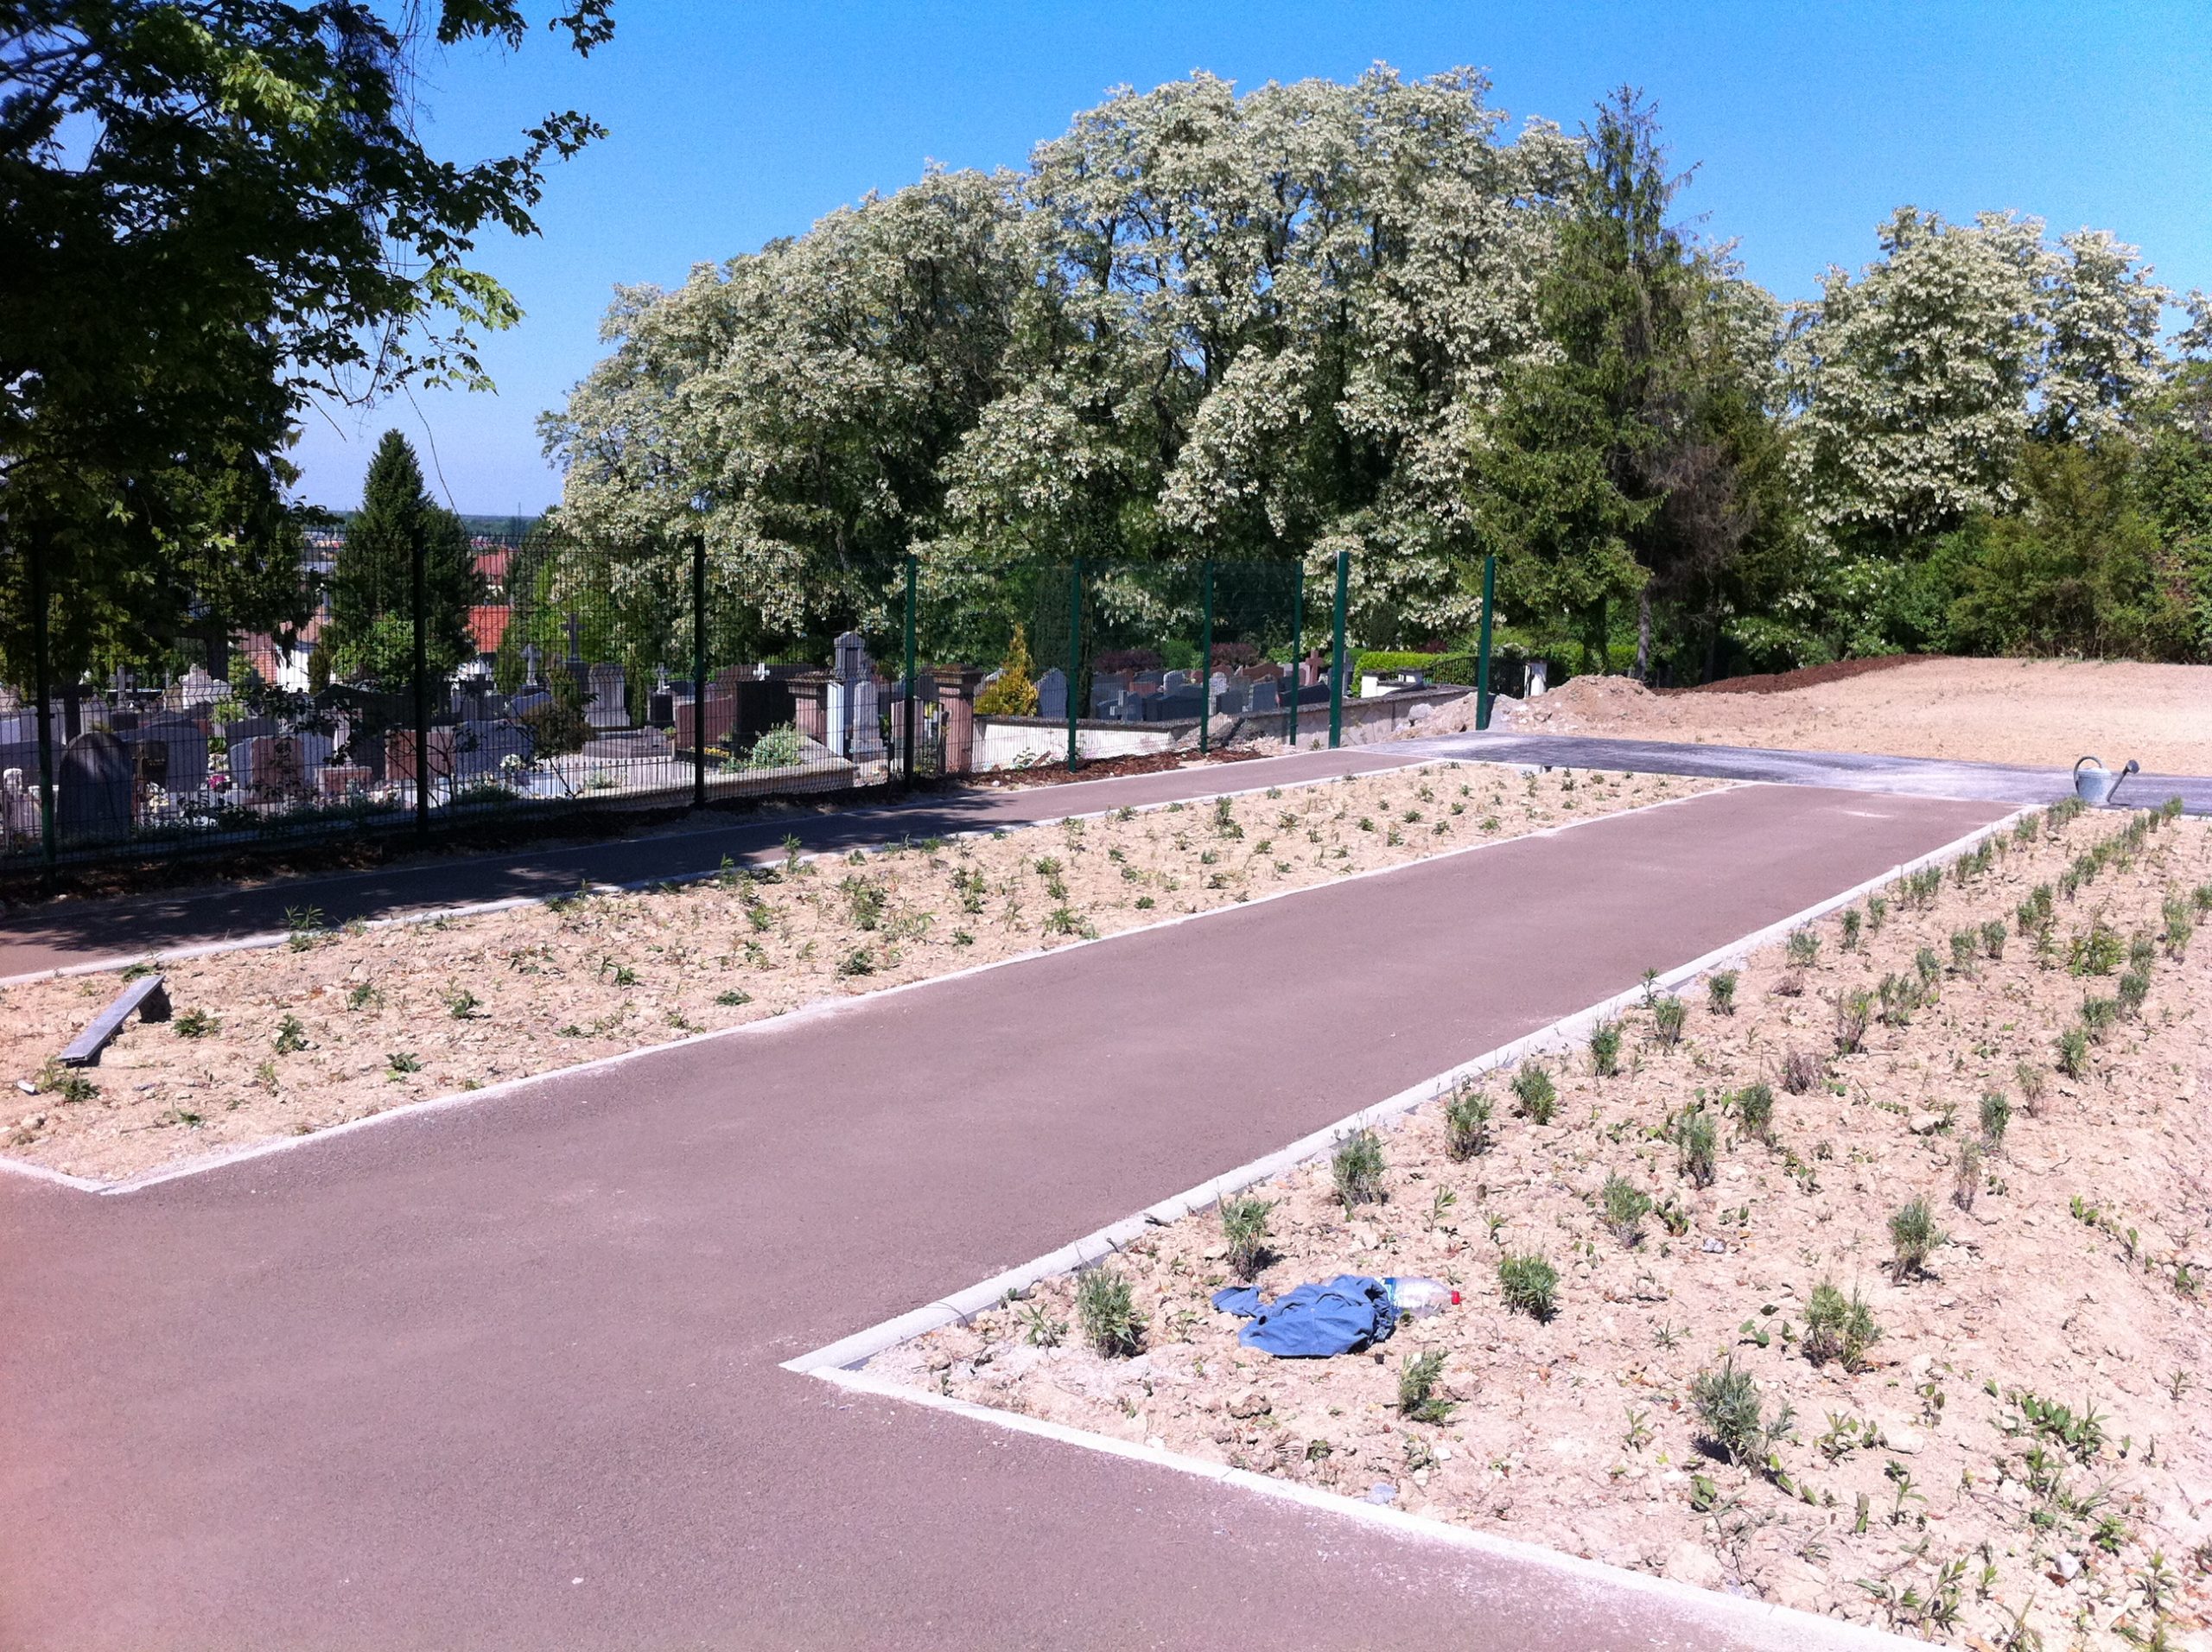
(1209, 1274), (1397, 1357)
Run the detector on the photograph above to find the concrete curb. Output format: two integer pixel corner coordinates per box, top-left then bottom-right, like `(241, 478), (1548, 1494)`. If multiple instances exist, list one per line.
(3, 767), (1722, 1196)
(782, 802), (2030, 1375)
(805, 1364), (1922, 1652)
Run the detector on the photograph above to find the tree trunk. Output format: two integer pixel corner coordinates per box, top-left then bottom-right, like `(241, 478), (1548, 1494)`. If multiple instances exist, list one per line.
(1634, 588), (1653, 683)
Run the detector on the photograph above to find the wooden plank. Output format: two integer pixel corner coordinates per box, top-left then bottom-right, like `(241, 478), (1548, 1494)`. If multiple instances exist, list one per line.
(60, 974), (171, 1067)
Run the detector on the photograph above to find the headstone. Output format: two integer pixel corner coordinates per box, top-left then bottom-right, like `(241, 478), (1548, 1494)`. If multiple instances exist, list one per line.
(223, 715), (277, 746)
(57, 730), (133, 838)
(1247, 678), (1280, 713)
(320, 765), (371, 802)
(846, 677), (884, 761)
(675, 695), (735, 755)
(509, 687), (553, 715)
(1162, 670), (1190, 691)
(833, 631), (869, 683)
(1035, 668), (1068, 721)
(1, 768), (39, 844)
(1526, 659), (1549, 697)
(452, 720), (535, 779)
(385, 728), (458, 788)
(521, 643), (542, 687)
(583, 664), (628, 730)
(580, 728), (672, 761)
(647, 689), (675, 728)
(123, 721), (208, 795)
(167, 664), (220, 710)
(1215, 681), (1249, 716)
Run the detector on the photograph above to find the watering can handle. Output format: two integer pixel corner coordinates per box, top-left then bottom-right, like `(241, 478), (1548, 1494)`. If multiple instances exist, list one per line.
(2074, 755), (2101, 777)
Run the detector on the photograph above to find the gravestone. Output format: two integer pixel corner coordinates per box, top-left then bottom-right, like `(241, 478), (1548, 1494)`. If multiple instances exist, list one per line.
(124, 721), (208, 795)
(1, 768), (39, 844)
(224, 715), (277, 746)
(833, 632), (869, 683)
(167, 664), (220, 710)
(583, 664), (629, 730)
(1161, 670), (1191, 691)
(452, 720), (535, 780)
(521, 643), (543, 687)
(509, 687), (553, 716)
(1247, 678), (1279, 713)
(647, 688), (675, 728)
(1034, 668), (1068, 721)
(57, 730), (133, 838)
(846, 677), (884, 762)
(581, 727), (672, 762)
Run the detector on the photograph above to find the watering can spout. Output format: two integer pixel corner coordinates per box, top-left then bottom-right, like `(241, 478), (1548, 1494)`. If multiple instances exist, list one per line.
(2073, 755), (2140, 806)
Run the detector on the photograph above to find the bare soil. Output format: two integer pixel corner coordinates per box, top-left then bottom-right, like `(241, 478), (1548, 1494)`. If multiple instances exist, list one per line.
(877, 805), (2212, 1649)
(1, 764), (1712, 1182)
(1510, 657), (2212, 776)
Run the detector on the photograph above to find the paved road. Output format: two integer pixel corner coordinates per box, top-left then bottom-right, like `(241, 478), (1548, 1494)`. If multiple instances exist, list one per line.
(0, 785), (2002, 1649)
(1421, 730), (2212, 815)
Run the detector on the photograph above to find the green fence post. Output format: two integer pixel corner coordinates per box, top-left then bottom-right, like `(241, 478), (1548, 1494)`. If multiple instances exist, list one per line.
(1328, 549), (1349, 750)
(29, 526), (55, 867)
(1198, 558), (1214, 757)
(1286, 558), (1303, 748)
(411, 518), (429, 841)
(1065, 558), (1082, 773)
(691, 531), (709, 810)
(1476, 552), (1497, 732)
(902, 553), (918, 786)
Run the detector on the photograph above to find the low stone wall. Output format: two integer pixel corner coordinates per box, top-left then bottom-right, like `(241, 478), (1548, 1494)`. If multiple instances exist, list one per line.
(971, 684), (1477, 771)
(972, 717), (1183, 771)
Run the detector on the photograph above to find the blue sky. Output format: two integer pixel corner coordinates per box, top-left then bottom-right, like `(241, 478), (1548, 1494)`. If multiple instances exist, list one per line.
(295, 0), (2212, 513)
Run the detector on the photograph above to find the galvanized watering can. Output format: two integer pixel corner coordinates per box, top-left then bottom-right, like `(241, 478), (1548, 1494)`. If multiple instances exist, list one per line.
(2072, 755), (2139, 806)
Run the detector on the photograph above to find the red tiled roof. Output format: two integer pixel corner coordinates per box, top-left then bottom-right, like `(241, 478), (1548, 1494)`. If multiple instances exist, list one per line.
(468, 606), (511, 656)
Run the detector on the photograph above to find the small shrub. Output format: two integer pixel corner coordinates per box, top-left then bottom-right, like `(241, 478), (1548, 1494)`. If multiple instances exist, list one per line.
(1443, 1086), (1493, 1160)
(1497, 1252), (1559, 1320)
(2116, 969), (2150, 1018)
(1398, 1349), (1455, 1421)
(836, 946), (877, 978)
(2080, 995), (2120, 1040)
(272, 1014), (308, 1054)
(386, 1051), (422, 1076)
(1588, 1019), (1621, 1077)
(1332, 1128), (1387, 1208)
(1780, 1046), (1821, 1094)
(1707, 970), (1738, 1015)
(2070, 919), (2124, 976)
(1786, 928), (1820, 969)
(445, 988), (481, 1020)
(2013, 1061), (2047, 1116)
(1510, 1063), (1557, 1124)
(1949, 929), (1978, 974)
(1953, 1137), (1985, 1210)
(1075, 1265), (1145, 1357)
(1221, 1195), (1274, 1280)
(1980, 919), (2007, 961)
(1841, 908), (1862, 950)
(1803, 1281), (1880, 1370)
(2057, 1026), (2089, 1078)
(1979, 1090), (2011, 1147)
(1866, 895), (1888, 932)
(1691, 1357), (1792, 1465)
(1888, 1197), (1944, 1280)
(1733, 1082), (1775, 1143)
(1649, 994), (1687, 1049)
(1674, 1107), (1718, 1186)
(715, 988), (752, 1007)
(174, 1007), (218, 1039)
(1601, 1174), (1651, 1246)
(1834, 989), (1872, 1056)
(1914, 947), (1942, 989)
(839, 875), (887, 931)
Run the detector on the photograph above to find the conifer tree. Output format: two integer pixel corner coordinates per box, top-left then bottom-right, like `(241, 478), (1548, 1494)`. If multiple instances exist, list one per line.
(325, 432), (485, 686)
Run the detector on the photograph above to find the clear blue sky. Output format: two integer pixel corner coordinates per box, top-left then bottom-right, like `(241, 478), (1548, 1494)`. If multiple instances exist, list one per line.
(293, 0), (2212, 514)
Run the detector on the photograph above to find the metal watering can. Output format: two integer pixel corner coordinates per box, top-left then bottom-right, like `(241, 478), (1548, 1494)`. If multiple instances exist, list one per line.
(2072, 755), (2139, 806)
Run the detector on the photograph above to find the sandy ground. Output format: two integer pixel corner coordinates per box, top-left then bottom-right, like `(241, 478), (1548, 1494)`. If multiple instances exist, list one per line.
(877, 804), (2212, 1650)
(1509, 658), (2212, 777)
(2, 764), (1713, 1183)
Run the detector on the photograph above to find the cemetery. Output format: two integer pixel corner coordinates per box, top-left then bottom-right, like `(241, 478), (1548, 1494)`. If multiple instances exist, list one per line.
(1, 761), (1705, 1181)
(872, 801), (2212, 1650)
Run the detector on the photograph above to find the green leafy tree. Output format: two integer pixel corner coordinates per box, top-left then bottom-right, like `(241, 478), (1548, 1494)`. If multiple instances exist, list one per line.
(325, 431), (485, 685)
(2, 0), (611, 692)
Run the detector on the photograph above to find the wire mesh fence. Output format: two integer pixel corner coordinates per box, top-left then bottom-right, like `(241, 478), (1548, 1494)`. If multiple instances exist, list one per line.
(2, 537), (1497, 870)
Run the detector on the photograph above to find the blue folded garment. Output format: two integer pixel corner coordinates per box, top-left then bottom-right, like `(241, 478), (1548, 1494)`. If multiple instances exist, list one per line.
(1209, 1274), (1398, 1357)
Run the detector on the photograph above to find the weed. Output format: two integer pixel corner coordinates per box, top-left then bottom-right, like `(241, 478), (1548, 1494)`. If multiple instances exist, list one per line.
(174, 1007), (218, 1039)
(1211, 796), (1243, 838)
(1674, 1106), (1718, 1186)
(1834, 989), (1872, 1056)
(1915, 946), (1943, 989)
(34, 1059), (99, 1103)
(1601, 1174), (1651, 1246)
(1510, 1063), (1557, 1123)
(385, 1051), (422, 1076)
(836, 946), (877, 978)
(1888, 1198), (1944, 1280)
(345, 981), (380, 1013)
(272, 1013), (308, 1054)
(1866, 895), (1888, 932)
(782, 833), (804, 874)
(1979, 1090), (2011, 1147)
(715, 989), (752, 1007)
(839, 875), (887, 931)
(1780, 1046), (1822, 1094)
(1398, 1349), (1455, 1421)
(1221, 1196), (1274, 1280)
(2116, 968), (2150, 1018)
(254, 1057), (278, 1094)
(1588, 1019), (1621, 1077)
(1707, 970), (1738, 1016)
(1623, 1407), (1655, 1452)
(2070, 918), (2124, 975)
(1075, 1266), (1145, 1357)
(1332, 1129), (1387, 1209)
(1649, 994), (1687, 1048)
(1952, 1137), (1984, 1210)
(2004, 1391), (2107, 1463)
(1980, 919), (2008, 961)
(1804, 1281), (1881, 1370)
(1841, 908), (1862, 950)
(445, 988), (481, 1020)
(1497, 1252), (1559, 1320)
(1787, 928), (1820, 969)
(1733, 1081), (1776, 1142)
(2080, 994), (2120, 1040)
(1691, 1357), (1793, 1466)
(1443, 1085), (1493, 1160)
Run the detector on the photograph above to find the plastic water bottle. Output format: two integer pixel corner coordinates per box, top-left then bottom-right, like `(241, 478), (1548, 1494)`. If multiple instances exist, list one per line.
(1385, 1277), (1459, 1317)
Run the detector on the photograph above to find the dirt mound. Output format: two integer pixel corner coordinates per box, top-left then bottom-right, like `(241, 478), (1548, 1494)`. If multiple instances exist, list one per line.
(1670, 654), (1923, 696)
